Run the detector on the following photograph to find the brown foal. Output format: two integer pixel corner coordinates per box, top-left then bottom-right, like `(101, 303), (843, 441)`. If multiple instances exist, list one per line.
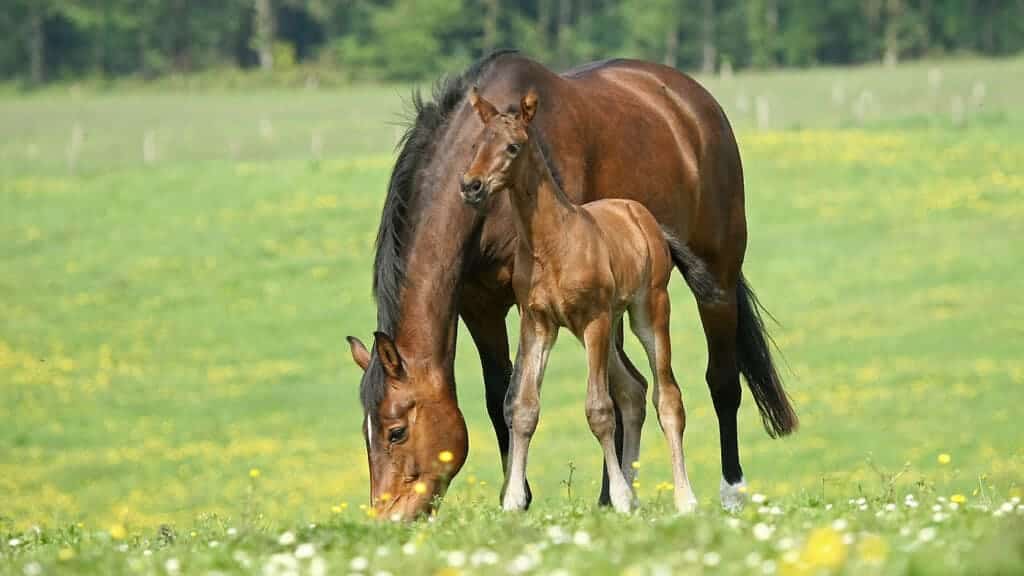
(460, 87), (701, 513)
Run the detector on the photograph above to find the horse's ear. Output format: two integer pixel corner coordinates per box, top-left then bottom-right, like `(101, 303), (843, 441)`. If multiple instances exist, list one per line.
(373, 332), (405, 380)
(469, 86), (498, 124)
(346, 336), (370, 372)
(520, 88), (539, 124)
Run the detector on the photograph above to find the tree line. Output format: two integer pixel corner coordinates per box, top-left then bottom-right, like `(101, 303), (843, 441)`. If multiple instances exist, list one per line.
(3, 0), (1022, 84)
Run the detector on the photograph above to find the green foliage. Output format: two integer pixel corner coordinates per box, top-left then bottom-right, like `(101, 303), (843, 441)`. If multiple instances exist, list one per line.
(1, 1), (1023, 84)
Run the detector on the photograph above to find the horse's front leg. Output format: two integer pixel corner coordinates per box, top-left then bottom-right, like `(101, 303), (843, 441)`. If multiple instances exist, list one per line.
(501, 312), (556, 511)
(583, 312), (634, 513)
(460, 287), (527, 505)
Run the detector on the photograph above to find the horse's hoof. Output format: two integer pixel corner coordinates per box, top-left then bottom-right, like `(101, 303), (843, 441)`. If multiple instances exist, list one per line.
(720, 476), (747, 513)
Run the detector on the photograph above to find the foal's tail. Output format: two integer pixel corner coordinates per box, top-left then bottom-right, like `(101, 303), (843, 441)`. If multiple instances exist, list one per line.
(736, 275), (799, 438)
(659, 227), (722, 305)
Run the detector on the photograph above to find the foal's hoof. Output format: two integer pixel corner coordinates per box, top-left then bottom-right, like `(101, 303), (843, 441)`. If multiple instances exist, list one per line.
(502, 486), (530, 512)
(720, 476), (747, 513)
(675, 496), (699, 515)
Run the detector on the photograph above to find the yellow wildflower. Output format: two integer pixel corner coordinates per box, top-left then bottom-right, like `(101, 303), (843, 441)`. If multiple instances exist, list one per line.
(331, 505), (343, 514)
(379, 492), (392, 502)
(631, 461), (640, 469)
(950, 494), (966, 504)
(58, 548), (76, 561)
(366, 508), (378, 519)
(249, 468), (261, 479)
(438, 451), (454, 463)
(413, 482), (428, 495)
(937, 453), (951, 465)
(109, 524), (127, 540)
(801, 527), (847, 570)
(857, 534), (888, 565)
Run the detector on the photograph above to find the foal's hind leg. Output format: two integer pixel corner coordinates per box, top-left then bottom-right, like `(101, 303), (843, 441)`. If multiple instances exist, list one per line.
(697, 292), (747, 512)
(607, 318), (647, 489)
(630, 289), (697, 513)
(583, 313), (634, 513)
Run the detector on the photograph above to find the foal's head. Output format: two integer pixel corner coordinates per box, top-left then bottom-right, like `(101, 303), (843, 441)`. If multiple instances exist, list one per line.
(460, 87), (538, 207)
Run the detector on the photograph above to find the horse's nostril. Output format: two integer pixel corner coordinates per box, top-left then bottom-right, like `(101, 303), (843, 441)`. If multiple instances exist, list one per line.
(471, 179), (483, 192)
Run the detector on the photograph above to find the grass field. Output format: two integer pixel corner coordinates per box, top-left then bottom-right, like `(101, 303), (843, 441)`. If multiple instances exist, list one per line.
(2, 57), (1023, 574)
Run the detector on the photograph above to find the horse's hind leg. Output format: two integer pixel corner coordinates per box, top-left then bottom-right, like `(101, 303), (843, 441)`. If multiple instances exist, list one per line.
(697, 291), (747, 512)
(607, 318), (647, 490)
(629, 289), (697, 513)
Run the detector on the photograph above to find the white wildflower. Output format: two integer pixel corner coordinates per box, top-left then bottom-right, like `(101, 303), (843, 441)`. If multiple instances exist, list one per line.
(753, 522), (775, 541)
(8, 539), (21, 547)
(546, 525), (569, 544)
(703, 552), (721, 567)
(776, 537), (795, 551)
(164, 557), (181, 575)
(745, 551), (762, 568)
(23, 562), (42, 576)
(278, 531), (296, 546)
(918, 527), (937, 542)
(402, 542), (417, 555)
(762, 560), (777, 574)
(470, 549), (499, 566)
(349, 556), (368, 571)
(445, 551), (466, 568)
(752, 493), (767, 504)
(572, 531), (592, 548)
(831, 518), (848, 531)
(294, 543), (315, 559)
(310, 557), (327, 576)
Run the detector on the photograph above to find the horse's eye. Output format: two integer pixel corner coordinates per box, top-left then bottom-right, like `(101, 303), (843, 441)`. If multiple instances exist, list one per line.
(506, 143), (521, 155)
(388, 426), (408, 444)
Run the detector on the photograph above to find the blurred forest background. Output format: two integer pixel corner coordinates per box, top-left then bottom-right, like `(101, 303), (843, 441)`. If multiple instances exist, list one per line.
(2, 0), (1023, 85)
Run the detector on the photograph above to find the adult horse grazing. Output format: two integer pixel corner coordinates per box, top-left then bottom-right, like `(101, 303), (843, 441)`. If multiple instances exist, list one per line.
(460, 86), (712, 513)
(346, 50), (797, 521)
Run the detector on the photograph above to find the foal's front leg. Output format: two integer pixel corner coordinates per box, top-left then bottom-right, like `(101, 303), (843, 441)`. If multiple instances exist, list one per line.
(502, 313), (555, 511)
(583, 313), (634, 513)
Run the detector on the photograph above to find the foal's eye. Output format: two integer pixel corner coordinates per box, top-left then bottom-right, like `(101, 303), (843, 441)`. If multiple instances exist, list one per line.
(388, 426), (408, 444)
(506, 143), (521, 155)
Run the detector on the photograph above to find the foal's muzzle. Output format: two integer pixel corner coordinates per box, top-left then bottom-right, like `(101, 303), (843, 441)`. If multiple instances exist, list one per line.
(460, 177), (488, 206)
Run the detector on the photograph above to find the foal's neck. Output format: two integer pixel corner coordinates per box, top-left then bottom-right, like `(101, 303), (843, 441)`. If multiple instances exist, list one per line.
(509, 139), (578, 258)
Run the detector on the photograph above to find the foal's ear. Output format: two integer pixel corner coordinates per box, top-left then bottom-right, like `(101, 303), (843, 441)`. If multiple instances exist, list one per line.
(468, 86), (498, 124)
(346, 336), (370, 372)
(373, 332), (405, 380)
(520, 88), (539, 124)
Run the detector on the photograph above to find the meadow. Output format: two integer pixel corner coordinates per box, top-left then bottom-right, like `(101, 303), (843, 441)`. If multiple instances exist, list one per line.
(1, 57), (1023, 574)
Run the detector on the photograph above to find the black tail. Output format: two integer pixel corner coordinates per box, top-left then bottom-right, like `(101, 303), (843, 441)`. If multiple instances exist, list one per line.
(736, 275), (798, 438)
(660, 227), (723, 305)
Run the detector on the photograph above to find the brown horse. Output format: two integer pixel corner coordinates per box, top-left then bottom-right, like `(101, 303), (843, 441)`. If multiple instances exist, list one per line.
(346, 51), (797, 521)
(461, 86), (718, 513)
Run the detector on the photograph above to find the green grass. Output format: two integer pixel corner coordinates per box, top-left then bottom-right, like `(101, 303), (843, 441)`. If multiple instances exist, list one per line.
(2, 58), (1023, 574)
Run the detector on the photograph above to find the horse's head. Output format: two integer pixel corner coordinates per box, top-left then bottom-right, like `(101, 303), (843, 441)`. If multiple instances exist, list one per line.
(460, 86), (538, 207)
(347, 333), (468, 521)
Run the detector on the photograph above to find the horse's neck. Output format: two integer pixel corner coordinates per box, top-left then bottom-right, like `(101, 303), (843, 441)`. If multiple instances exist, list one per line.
(509, 142), (578, 258)
(390, 174), (477, 372)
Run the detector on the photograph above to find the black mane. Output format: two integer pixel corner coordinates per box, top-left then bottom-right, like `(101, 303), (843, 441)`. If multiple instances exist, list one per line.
(372, 49), (518, 334)
(363, 50), (518, 416)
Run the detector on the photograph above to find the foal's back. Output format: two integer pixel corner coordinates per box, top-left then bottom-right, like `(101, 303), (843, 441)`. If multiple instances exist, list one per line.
(578, 198), (674, 306)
